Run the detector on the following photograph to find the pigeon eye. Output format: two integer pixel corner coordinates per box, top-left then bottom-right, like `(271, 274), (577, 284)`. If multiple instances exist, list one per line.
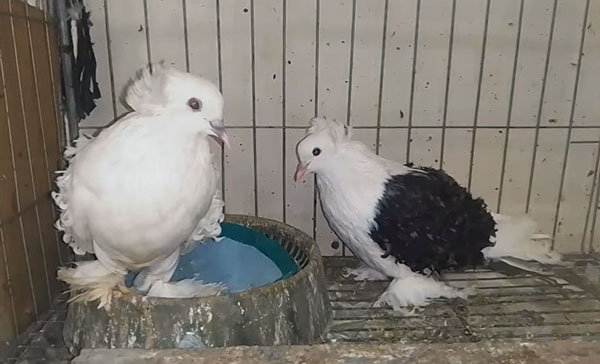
(312, 147), (321, 156)
(187, 98), (202, 111)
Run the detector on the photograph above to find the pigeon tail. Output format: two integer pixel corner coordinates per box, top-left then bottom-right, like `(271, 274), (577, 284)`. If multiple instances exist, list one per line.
(57, 260), (127, 310)
(482, 213), (562, 265)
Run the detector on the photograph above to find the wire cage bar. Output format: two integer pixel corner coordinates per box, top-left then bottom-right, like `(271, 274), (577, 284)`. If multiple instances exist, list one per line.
(62, 0), (600, 258)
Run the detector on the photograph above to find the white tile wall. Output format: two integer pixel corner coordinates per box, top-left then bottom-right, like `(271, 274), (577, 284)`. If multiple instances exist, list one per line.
(78, 0), (600, 254)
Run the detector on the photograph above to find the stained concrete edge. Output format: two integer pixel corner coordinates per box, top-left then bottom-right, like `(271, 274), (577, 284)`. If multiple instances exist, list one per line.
(73, 340), (600, 364)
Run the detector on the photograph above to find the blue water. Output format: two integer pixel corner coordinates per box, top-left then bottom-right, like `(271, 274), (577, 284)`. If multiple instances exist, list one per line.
(171, 237), (284, 293)
(126, 223), (299, 294)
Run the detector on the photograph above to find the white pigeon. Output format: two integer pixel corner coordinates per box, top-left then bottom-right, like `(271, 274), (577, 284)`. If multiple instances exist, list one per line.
(294, 118), (562, 312)
(53, 65), (229, 309)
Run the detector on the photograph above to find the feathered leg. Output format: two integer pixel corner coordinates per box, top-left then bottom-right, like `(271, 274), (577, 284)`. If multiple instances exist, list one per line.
(367, 258), (470, 313)
(133, 247), (181, 293)
(134, 247), (225, 298)
(57, 244), (127, 310)
(375, 274), (468, 314)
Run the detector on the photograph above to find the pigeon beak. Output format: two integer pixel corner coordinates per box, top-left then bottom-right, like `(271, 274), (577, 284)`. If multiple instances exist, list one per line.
(209, 119), (230, 148)
(294, 162), (310, 182)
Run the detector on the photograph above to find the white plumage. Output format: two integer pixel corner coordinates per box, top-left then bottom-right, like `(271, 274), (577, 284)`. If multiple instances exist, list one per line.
(53, 65), (229, 308)
(295, 118), (562, 312)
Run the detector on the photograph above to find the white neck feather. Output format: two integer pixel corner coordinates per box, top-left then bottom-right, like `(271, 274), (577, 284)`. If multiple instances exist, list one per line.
(317, 143), (389, 190)
(315, 146), (391, 237)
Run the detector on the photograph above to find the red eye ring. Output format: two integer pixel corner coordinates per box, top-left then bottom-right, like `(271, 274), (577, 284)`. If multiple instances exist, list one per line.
(187, 98), (202, 111)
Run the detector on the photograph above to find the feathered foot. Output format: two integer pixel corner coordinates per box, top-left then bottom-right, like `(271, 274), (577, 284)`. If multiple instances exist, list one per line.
(342, 263), (388, 281)
(57, 260), (127, 310)
(146, 279), (226, 298)
(132, 248), (226, 298)
(374, 275), (472, 314)
(132, 248), (181, 293)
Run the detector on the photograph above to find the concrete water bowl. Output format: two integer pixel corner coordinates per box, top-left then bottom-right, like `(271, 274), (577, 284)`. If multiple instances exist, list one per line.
(63, 215), (332, 353)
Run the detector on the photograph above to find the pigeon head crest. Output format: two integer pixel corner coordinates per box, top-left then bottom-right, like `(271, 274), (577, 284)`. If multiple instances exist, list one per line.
(293, 117), (354, 181)
(122, 63), (224, 121)
(306, 117), (352, 144)
(121, 63), (227, 143)
(122, 62), (170, 114)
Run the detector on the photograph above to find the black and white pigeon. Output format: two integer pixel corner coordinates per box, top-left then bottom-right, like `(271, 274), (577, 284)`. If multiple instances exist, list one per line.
(294, 118), (561, 311)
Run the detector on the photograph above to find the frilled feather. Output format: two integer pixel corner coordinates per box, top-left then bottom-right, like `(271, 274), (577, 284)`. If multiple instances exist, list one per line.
(180, 187), (225, 255)
(52, 65), (226, 307)
(301, 118), (562, 310)
(52, 133), (95, 255)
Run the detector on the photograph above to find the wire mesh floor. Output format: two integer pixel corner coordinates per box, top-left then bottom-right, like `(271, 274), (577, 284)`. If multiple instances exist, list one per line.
(0, 297), (71, 364)
(2, 255), (600, 363)
(325, 255), (600, 344)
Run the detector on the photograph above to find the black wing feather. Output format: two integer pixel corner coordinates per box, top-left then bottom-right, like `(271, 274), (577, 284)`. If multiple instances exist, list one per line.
(369, 165), (496, 274)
